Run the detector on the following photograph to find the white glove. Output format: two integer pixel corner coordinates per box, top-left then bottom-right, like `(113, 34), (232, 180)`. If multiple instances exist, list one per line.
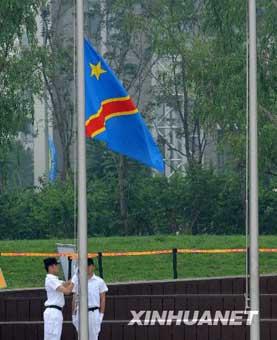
(73, 266), (79, 277)
(99, 313), (104, 323)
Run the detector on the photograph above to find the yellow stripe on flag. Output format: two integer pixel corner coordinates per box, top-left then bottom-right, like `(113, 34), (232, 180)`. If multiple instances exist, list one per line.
(0, 268), (7, 289)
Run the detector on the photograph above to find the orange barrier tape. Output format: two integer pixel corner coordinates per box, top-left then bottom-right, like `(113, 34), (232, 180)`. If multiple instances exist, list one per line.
(0, 252), (79, 258)
(1, 248), (277, 258)
(101, 250), (172, 256)
(0, 250), (172, 258)
(178, 249), (246, 254)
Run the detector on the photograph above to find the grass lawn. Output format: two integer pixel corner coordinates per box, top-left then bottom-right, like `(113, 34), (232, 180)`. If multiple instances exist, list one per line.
(0, 235), (277, 289)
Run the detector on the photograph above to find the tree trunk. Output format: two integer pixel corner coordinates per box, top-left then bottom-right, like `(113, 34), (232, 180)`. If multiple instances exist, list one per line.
(118, 155), (129, 235)
(61, 143), (71, 181)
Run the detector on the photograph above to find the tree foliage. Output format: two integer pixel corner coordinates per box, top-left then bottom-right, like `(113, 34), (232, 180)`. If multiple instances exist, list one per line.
(1, 170), (277, 240)
(0, 0), (43, 190)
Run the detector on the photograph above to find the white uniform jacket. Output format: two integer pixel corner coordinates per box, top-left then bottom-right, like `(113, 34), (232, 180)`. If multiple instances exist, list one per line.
(44, 274), (64, 340)
(72, 274), (108, 340)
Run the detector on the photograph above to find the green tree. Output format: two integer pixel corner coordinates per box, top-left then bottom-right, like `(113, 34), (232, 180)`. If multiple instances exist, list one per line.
(0, 0), (43, 191)
(257, 1), (277, 178)
(149, 0), (210, 170)
(197, 0), (277, 179)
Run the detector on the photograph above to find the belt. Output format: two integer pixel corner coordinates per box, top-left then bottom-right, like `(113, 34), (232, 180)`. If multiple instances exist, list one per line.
(45, 305), (63, 311)
(88, 307), (99, 312)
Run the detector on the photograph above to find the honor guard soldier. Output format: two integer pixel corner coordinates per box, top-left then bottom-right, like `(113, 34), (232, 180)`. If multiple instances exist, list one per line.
(72, 258), (108, 340)
(43, 257), (74, 340)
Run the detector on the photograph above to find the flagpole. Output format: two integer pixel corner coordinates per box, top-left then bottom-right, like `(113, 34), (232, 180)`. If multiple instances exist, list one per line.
(76, 0), (89, 339)
(248, 0), (260, 339)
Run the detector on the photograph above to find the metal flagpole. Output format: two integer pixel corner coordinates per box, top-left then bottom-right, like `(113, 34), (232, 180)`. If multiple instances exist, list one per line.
(248, 0), (260, 339)
(76, 0), (89, 339)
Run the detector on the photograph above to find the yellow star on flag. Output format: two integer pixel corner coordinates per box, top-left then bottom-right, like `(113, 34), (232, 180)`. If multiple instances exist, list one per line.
(90, 62), (107, 80)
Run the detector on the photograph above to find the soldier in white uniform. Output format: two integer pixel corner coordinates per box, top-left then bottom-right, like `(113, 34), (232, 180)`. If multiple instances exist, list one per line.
(72, 258), (108, 340)
(43, 257), (74, 340)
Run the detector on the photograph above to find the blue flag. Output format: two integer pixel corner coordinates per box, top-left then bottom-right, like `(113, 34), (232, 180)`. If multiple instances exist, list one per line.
(84, 39), (164, 172)
(48, 138), (57, 182)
